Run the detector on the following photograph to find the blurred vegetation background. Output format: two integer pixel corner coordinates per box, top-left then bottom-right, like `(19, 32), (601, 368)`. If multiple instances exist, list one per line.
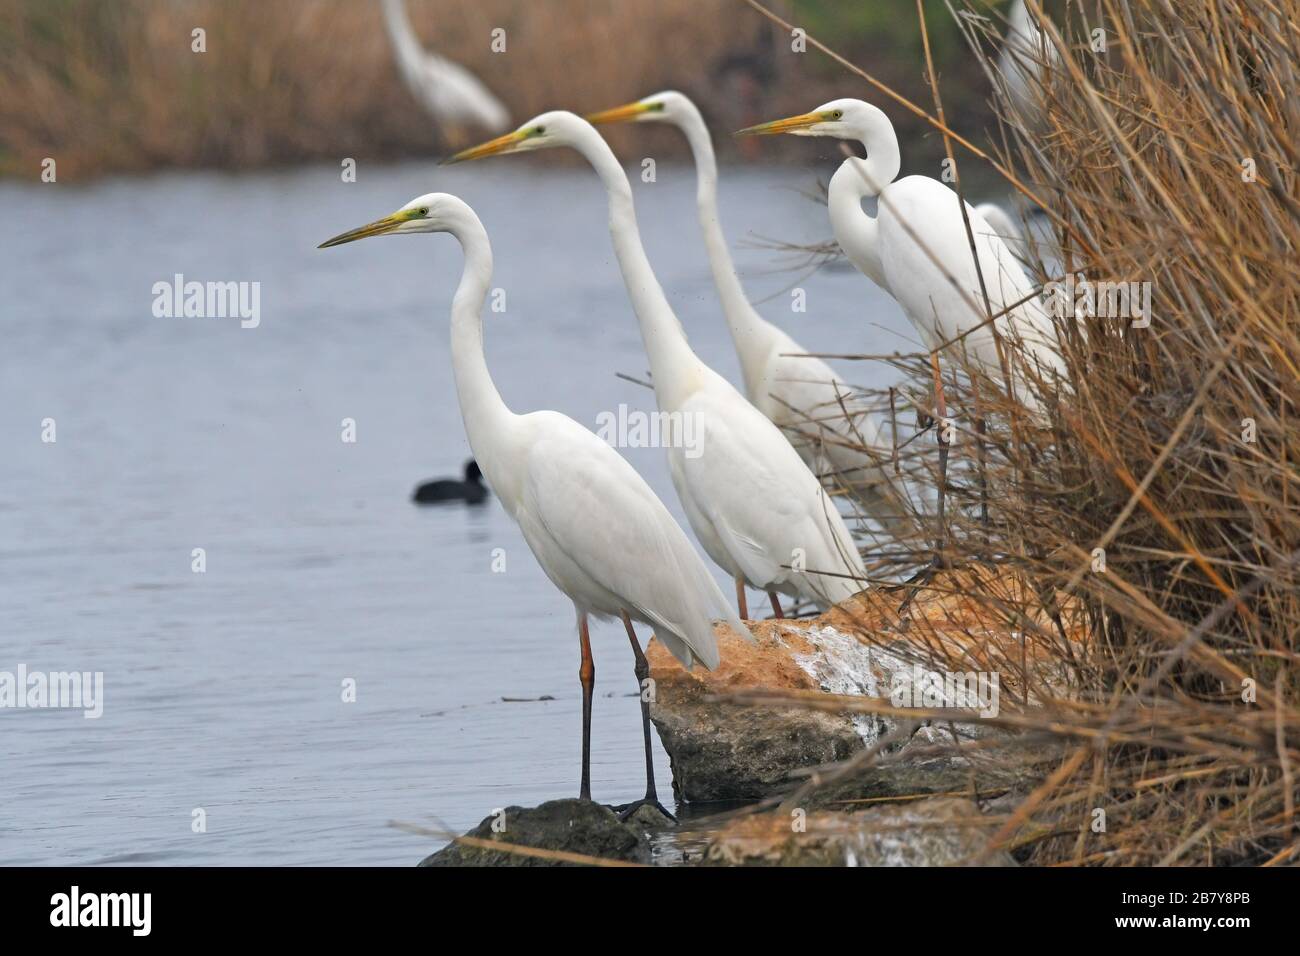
(0, 0), (1017, 179)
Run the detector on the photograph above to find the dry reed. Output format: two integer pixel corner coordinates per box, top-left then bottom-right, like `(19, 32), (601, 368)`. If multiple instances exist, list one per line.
(742, 0), (1300, 866)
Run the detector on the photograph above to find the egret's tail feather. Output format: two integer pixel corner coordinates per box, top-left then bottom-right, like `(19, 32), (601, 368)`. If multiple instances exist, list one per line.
(657, 628), (716, 671)
(808, 570), (866, 612)
(658, 612), (753, 672)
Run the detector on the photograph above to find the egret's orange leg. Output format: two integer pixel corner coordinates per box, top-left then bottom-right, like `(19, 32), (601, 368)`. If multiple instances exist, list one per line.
(767, 589), (785, 619)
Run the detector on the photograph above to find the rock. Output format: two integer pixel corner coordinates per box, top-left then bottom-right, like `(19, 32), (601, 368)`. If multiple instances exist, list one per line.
(418, 799), (650, 867)
(648, 625), (865, 802)
(619, 802), (675, 831)
(701, 797), (1017, 867)
(647, 568), (1082, 803)
(805, 733), (1067, 811)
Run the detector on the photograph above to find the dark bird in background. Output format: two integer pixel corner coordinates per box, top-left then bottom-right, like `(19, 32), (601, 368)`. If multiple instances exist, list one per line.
(412, 459), (488, 504)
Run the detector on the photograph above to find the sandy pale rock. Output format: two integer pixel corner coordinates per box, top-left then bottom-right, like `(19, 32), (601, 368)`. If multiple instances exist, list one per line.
(701, 797), (1017, 866)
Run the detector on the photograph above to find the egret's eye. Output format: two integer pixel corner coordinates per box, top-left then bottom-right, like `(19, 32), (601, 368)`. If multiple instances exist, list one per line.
(534, 125), (545, 135)
(831, 110), (843, 120)
(418, 207), (429, 216)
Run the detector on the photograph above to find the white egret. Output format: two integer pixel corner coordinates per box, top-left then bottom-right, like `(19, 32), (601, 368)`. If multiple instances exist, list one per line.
(319, 193), (748, 815)
(973, 202), (1020, 247)
(973, 199), (1036, 270)
(379, 0), (510, 134)
(448, 114), (870, 618)
(739, 99), (1064, 406)
(584, 91), (905, 523)
(997, 0), (1058, 126)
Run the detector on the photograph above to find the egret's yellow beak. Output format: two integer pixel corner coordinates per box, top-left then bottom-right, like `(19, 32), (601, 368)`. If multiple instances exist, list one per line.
(735, 111), (824, 136)
(585, 100), (658, 126)
(318, 209), (414, 248)
(442, 129), (531, 165)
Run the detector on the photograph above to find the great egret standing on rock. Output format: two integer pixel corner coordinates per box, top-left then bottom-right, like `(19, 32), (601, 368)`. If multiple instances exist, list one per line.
(379, 0), (510, 134)
(448, 114), (870, 618)
(739, 98), (1063, 406)
(319, 193), (748, 817)
(584, 91), (905, 524)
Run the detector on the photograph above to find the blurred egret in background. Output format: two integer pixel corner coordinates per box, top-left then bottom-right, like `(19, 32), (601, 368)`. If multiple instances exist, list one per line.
(380, 0), (510, 135)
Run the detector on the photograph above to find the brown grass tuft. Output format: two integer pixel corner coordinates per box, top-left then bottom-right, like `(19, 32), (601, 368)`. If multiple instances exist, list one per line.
(749, 0), (1300, 866)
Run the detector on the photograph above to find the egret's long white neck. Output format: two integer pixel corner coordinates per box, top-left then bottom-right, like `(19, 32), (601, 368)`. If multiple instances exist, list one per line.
(443, 201), (515, 476)
(827, 114), (900, 292)
(380, 0), (423, 80)
(676, 101), (775, 397)
(829, 158), (887, 290)
(566, 120), (703, 405)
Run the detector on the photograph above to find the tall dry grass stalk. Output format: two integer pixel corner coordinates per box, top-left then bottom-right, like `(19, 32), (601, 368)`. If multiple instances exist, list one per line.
(744, 0), (1300, 865)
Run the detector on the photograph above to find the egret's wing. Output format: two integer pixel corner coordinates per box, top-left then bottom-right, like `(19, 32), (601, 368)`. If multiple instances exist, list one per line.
(673, 396), (791, 587)
(882, 177), (1063, 389)
(767, 348), (887, 450)
(675, 389), (863, 606)
(517, 413), (738, 668)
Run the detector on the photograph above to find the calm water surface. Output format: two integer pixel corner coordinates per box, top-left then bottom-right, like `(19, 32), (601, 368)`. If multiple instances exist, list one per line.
(0, 160), (914, 865)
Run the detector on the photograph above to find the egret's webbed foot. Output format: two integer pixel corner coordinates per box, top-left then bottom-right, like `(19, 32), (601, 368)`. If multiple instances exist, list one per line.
(615, 797), (677, 824)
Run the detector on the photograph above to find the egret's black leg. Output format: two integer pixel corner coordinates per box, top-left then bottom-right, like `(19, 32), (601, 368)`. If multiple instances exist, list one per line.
(735, 575), (749, 620)
(900, 355), (951, 615)
(577, 612), (595, 801)
(931, 353), (951, 573)
(617, 611), (675, 823)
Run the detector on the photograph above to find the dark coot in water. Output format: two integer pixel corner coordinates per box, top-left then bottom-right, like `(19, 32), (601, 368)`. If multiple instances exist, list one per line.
(412, 460), (488, 504)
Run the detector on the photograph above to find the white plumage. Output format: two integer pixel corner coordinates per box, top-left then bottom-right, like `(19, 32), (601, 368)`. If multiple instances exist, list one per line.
(586, 91), (906, 522)
(510, 418), (739, 670)
(974, 202), (1020, 248)
(997, 0), (1058, 125)
(380, 0), (510, 133)
(319, 193), (746, 806)
(745, 99), (1063, 407)
(449, 115), (871, 612)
